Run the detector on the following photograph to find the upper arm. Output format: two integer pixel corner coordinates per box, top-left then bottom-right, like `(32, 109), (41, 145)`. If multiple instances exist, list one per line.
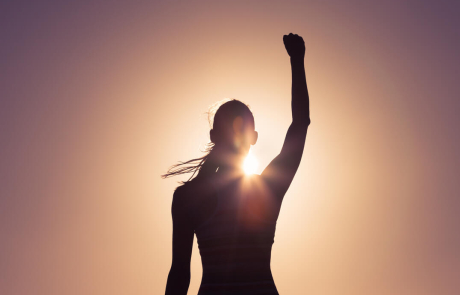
(165, 187), (194, 294)
(170, 187), (194, 271)
(261, 121), (309, 202)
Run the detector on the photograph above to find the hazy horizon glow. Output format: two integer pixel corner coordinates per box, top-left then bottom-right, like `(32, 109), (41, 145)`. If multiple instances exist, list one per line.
(1, 1), (460, 295)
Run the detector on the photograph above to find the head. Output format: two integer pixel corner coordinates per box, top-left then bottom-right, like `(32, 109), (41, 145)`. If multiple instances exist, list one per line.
(209, 100), (258, 161)
(162, 99), (257, 183)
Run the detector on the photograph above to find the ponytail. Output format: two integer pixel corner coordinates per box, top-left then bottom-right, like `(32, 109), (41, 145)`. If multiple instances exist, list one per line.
(161, 142), (219, 183)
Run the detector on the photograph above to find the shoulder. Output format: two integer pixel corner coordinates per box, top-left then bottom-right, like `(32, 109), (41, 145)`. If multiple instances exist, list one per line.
(171, 184), (190, 213)
(173, 179), (201, 198)
(171, 179), (206, 214)
(246, 174), (269, 189)
(237, 174), (271, 195)
(246, 174), (279, 198)
(173, 183), (187, 198)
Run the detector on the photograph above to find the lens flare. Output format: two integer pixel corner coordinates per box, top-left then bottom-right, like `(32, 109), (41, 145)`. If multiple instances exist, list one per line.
(243, 150), (258, 175)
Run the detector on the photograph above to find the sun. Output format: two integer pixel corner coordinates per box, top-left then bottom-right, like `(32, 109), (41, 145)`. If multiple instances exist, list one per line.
(243, 150), (258, 175)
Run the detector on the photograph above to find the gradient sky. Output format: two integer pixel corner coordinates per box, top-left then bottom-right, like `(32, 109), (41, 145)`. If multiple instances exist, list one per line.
(1, 1), (459, 294)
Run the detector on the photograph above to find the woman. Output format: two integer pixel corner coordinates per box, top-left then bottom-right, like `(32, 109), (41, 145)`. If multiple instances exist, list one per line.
(163, 33), (310, 295)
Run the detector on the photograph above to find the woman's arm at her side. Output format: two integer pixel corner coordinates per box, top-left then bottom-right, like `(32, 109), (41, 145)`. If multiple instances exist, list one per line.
(165, 187), (194, 295)
(261, 33), (310, 203)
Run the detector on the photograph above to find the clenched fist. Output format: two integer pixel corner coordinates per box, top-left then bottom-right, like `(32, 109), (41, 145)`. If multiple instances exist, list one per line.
(283, 33), (305, 59)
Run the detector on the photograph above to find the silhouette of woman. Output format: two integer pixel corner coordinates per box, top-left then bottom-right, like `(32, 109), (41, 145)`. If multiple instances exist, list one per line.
(163, 33), (310, 295)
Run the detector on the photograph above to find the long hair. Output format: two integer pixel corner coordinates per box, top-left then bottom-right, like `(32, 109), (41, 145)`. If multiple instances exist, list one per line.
(161, 99), (253, 183)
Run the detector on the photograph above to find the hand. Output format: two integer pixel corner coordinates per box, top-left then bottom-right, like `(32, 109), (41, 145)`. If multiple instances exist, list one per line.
(283, 33), (305, 59)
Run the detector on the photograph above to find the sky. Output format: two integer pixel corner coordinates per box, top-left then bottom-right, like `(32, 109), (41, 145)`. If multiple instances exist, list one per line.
(1, 0), (459, 294)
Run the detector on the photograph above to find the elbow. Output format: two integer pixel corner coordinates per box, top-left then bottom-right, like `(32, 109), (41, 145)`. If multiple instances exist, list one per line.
(166, 267), (191, 295)
(293, 117), (311, 129)
(169, 264), (191, 280)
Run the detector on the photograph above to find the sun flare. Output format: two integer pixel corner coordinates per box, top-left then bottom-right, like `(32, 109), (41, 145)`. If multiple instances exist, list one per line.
(243, 150), (258, 175)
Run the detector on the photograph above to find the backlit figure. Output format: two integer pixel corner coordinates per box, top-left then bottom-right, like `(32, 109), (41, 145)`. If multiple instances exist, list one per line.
(163, 33), (311, 295)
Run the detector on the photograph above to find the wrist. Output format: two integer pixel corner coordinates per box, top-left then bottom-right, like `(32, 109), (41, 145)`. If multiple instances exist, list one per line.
(291, 56), (305, 67)
(290, 56), (305, 64)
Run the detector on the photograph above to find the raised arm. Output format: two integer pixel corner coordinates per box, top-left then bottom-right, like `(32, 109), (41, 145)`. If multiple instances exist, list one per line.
(261, 33), (310, 202)
(165, 187), (194, 295)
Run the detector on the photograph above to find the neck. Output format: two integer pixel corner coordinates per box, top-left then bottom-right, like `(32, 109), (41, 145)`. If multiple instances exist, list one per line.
(217, 164), (243, 174)
(206, 144), (247, 179)
(215, 160), (245, 182)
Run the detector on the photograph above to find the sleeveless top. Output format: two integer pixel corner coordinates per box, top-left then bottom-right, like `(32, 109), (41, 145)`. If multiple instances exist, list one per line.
(194, 176), (280, 295)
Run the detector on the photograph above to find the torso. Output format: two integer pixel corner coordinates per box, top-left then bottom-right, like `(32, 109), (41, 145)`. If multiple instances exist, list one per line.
(179, 173), (281, 295)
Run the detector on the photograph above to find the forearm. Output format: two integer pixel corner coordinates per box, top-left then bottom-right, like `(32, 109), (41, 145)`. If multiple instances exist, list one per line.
(165, 267), (190, 295)
(290, 57), (310, 125)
